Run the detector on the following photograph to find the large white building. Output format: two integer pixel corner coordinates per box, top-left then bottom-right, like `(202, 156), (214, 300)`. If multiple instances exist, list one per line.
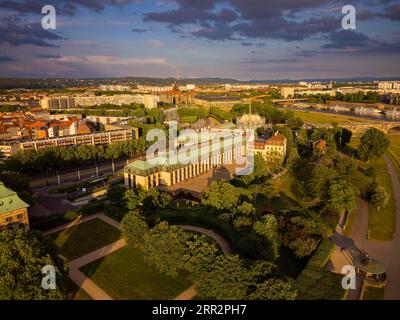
(378, 81), (400, 91)
(99, 85), (131, 91)
(280, 87), (295, 98)
(41, 94), (159, 110)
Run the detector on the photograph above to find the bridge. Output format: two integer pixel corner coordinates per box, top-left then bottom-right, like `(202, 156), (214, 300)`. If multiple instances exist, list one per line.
(271, 98), (308, 103)
(305, 121), (400, 135)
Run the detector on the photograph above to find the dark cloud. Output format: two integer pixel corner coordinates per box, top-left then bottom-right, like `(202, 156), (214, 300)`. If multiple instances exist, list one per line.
(0, 16), (64, 47)
(322, 30), (370, 49)
(34, 54), (62, 59)
(234, 16), (340, 41)
(0, 55), (14, 62)
(131, 28), (149, 33)
(382, 3), (400, 20)
(322, 30), (400, 54)
(0, 0), (143, 16)
(144, 0), (343, 42)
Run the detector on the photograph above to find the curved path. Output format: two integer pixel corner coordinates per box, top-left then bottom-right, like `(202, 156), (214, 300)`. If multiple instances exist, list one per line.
(178, 225), (232, 254)
(331, 155), (400, 300)
(174, 225), (232, 300)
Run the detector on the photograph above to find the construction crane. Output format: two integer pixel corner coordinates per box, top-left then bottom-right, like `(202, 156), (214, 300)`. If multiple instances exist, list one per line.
(244, 94), (271, 113)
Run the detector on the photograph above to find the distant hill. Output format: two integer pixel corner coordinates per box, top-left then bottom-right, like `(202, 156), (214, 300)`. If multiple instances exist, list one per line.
(0, 76), (400, 89)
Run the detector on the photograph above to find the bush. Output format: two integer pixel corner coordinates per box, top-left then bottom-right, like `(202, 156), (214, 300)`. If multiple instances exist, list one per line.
(78, 201), (104, 216)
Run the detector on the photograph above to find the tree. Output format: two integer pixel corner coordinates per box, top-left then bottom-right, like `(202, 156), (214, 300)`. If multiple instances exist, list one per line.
(357, 128), (390, 161)
(238, 153), (269, 186)
(184, 234), (219, 274)
(288, 237), (320, 258)
(308, 164), (338, 198)
(370, 185), (390, 210)
(0, 230), (67, 300)
(253, 215), (280, 260)
(247, 278), (297, 300)
(143, 221), (187, 277)
(121, 211), (149, 249)
(106, 184), (126, 203)
(202, 181), (251, 212)
(327, 178), (358, 212)
(193, 254), (251, 300)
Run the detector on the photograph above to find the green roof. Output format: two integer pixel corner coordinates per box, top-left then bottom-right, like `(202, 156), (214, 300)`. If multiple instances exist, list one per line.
(126, 160), (159, 171)
(0, 182), (30, 215)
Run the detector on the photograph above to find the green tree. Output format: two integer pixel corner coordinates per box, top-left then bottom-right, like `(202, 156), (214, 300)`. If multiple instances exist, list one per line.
(121, 211), (149, 249)
(288, 237), (320, 258)
(370, 185), (390, 210)
(202, 181), (251, 212)
(247, 278), (297, 300)
(194, 254), (251, 300)
(143, 221), (187, 277)
(253, 215), (280, 260)
(0, 230), (67, 300)
(327, 178), (358, 212)
(357, 128), (390, 161)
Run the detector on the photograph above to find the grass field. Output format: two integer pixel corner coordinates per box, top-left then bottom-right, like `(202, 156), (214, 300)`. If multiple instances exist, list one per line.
(63, 277), (92, 300)
(280, 109), (375, 124)
(50, 218), (121, 260)
(80, 246), (192, 300)
(362, 287), (385, 300)
(388, 135), (400, 182)
(348, 138), (396, 241)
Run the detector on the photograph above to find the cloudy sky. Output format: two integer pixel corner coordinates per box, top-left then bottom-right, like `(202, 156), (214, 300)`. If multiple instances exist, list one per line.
(0, 0), (399, 80)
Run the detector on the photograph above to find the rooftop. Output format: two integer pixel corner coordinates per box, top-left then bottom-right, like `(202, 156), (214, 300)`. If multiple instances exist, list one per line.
(0, 182), (30, 215)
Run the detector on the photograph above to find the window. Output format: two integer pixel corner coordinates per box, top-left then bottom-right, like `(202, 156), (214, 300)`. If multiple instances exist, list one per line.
(16, 214), (24, 220)
(6, 217), (13, 223)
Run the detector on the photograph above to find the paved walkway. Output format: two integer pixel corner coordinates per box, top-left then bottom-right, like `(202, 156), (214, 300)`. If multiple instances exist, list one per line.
(47, 212), (232, 301)
(330, 155), (400, 300)
(179, 225), (232, 253)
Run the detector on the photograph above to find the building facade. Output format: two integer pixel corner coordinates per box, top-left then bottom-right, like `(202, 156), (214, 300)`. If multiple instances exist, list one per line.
(253, 132), (287, 160)
(0, 182), (30, 231)
(124, 138), (243, 190)
(0, 128), (138, 156)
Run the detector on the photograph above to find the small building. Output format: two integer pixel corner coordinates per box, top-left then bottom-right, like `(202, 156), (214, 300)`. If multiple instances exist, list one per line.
(0, 182), (30, 231)
(253, 132), (287, 160)
(313, 139), (327, 152)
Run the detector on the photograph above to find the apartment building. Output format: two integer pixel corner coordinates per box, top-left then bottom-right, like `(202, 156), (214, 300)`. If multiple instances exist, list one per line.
(41, 94), (158, 109)
(0, 128), (138, 156)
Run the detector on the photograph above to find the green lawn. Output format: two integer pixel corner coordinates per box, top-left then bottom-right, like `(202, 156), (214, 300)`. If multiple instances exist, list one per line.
(388, 135), (400, 182)
(80, 246), (192, 300)
(368, 156), (396, 241)
(346, 138), (396, 241)
(62, 277), (92, 300)
(362, 287), (385, 300)
(50, 218), (121, 260)
(280, 109), (375, 124)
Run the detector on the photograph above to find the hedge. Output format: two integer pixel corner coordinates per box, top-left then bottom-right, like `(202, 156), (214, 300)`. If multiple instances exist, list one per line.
(296, 238), (348, 300)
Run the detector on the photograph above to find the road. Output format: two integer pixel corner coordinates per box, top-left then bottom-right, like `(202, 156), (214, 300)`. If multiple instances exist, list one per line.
(29, 158), (134, 189)
(331, 155), (400, 300)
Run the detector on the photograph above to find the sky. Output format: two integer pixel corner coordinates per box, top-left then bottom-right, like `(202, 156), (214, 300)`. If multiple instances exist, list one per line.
(0, 0), (399, 80)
